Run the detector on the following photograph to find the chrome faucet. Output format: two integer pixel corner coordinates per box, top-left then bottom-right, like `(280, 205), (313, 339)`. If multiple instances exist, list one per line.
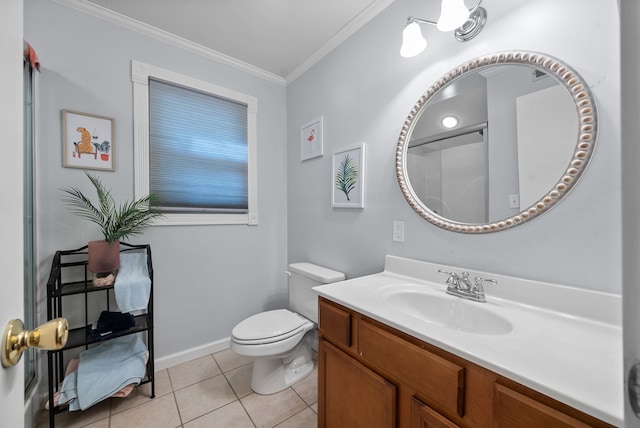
(438, 269), (497, 303)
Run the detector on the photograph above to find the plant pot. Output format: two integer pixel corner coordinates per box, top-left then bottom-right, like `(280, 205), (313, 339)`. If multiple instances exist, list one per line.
(88, 240), (120, 274)
(100, 153), (109, 161)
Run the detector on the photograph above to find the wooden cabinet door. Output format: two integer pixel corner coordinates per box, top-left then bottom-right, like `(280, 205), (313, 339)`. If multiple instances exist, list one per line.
(494, 384), (592, 428)
(318, 339), (396, 428)
(411, 397), (461, 428)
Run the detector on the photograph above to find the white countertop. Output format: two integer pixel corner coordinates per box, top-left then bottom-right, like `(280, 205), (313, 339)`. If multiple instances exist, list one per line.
(313, 255), (623, 426)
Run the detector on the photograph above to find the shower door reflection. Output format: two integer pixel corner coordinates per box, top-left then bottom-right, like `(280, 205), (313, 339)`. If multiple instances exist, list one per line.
(407, 128), (488, 223)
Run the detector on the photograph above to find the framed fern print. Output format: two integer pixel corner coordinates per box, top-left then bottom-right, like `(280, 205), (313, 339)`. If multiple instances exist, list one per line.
(332, 143), (365, 208)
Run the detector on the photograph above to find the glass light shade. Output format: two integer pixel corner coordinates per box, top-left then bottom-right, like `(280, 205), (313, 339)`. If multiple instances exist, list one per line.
(400, 22), (427, 58)
(437, 0), (470, 32)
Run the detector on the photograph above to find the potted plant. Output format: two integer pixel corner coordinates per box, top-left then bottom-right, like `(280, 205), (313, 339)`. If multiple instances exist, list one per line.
(61, 172), (164, 275)
(96, 140), (111, 162)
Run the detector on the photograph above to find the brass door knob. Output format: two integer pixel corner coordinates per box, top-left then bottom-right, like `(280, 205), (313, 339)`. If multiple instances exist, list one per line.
(2, 318), (68, 368)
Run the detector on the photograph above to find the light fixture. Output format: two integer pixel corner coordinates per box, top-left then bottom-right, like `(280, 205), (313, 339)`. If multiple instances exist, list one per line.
(437, 0), (470, 32)
(400, 22), (428, 58)
(400, 0), (487, 58)
(441, 115), (459, 129)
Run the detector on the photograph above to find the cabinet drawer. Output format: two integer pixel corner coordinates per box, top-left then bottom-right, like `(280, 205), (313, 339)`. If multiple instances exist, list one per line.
(494, 384), (591, 428)
(411, 397), (461, 428)
(318, 298), (351, 348)
(359, 319), (465, 417)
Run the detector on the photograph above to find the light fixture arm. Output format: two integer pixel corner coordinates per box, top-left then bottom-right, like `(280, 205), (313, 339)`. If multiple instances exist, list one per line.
(468, 0), (484, 14)
(406, 16), (437, 27)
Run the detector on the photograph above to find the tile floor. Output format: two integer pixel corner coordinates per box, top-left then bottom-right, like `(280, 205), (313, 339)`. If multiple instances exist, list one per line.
(36, 349), (318, 428)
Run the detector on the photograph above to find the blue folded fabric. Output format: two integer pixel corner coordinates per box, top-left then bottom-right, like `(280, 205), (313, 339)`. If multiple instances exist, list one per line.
(75, 335), (147, 410)
(97, 311), (135, 333)
(114, 253), (151, 313)
(86, 311), (136, 341)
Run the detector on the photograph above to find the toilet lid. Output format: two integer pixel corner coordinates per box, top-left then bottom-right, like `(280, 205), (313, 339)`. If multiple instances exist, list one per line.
(232, 309), (308, 342)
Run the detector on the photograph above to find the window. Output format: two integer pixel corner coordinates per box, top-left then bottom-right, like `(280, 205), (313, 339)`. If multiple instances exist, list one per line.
(132, 60), (258, 225)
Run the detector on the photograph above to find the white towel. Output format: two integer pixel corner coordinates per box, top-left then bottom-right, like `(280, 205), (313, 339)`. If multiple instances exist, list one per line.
(114, 253), (151, 313)
(76, 335), (147, 410)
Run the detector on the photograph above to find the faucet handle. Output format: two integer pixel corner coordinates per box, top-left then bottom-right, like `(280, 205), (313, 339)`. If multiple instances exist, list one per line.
(473, 276), (497, 289)
(438, 269), (461, 288)
(472, 276), (497, 299)
(438, 269), (455, 276)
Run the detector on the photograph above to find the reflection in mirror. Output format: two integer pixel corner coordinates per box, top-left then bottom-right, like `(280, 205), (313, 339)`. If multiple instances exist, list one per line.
(397, 52), (596, 233)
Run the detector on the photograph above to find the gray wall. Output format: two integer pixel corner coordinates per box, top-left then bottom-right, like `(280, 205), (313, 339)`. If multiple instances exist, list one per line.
(23, 0), (620, 362)
(287, 0), (621, 293)
(25, 0), (288, 359)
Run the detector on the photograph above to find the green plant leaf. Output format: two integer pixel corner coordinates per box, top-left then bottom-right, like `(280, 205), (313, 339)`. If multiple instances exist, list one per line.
(335, 154), (358, 201)
(61, 172), (164, 243)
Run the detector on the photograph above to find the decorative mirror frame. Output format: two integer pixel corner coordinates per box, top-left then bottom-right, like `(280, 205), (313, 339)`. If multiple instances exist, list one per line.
(396, 51), (597, 233)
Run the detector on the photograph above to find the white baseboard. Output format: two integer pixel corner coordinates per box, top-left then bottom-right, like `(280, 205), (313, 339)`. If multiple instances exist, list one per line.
(154, 337), (231, 371)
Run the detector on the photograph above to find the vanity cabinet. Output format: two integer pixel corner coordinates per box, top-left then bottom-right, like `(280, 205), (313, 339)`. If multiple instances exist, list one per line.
(317, 297), (613, 428)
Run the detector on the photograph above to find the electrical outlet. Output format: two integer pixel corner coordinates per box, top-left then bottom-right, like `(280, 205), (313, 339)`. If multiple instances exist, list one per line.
(393, 221), (405, 242)
(509, 194), (520, 209)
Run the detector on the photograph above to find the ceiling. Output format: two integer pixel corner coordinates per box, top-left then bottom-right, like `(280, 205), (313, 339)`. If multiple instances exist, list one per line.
(79, 0), (396, 82)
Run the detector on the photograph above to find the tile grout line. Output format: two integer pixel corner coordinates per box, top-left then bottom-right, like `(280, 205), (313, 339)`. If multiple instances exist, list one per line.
(166, 366), (186, 428)
(219, 359), (259, 427)
(215, 352), (259, 427)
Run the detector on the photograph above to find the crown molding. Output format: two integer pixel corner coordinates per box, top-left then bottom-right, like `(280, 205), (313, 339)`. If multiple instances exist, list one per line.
(56, 0), (287, 86)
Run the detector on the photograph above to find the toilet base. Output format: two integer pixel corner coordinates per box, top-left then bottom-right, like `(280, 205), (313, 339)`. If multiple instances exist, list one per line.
(250, 332), (314, 394)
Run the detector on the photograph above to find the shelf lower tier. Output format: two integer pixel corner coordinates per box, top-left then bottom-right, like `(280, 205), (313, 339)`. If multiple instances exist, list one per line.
(55, 314), (150, 351)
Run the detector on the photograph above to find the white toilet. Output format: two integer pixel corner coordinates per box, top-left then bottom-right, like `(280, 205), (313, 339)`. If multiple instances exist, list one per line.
(230, 262), (345, 394)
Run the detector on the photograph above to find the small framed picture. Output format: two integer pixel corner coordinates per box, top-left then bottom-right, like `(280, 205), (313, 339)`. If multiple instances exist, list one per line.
(332, 143), (365, 208)
(62, 110), (115, 171)
(301, 116), (323, 161)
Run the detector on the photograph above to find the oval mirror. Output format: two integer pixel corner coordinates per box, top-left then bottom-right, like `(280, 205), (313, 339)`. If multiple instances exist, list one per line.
(396, 51), (597, 233)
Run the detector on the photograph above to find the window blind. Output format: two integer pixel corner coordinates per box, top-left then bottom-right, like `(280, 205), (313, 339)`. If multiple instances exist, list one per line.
(149, 78), (249, 213)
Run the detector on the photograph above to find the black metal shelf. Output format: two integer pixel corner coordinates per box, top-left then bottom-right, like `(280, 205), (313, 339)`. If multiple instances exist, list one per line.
(45, 243), (155, 428)
(59, 313), (150, 350)
(49, 279), (112, 297)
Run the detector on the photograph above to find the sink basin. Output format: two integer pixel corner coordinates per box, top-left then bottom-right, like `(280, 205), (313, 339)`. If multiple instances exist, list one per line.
(379, 285), (513, 335)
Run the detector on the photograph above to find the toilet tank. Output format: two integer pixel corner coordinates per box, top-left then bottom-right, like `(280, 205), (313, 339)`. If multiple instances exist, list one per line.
(288, 262), (345, 323)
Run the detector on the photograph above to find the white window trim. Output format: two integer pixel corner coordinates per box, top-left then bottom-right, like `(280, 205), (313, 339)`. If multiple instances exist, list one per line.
(131, 60), (258, 226)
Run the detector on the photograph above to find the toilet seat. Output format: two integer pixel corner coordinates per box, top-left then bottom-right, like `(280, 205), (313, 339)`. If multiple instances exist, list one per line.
(231, 309), (312, 345)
